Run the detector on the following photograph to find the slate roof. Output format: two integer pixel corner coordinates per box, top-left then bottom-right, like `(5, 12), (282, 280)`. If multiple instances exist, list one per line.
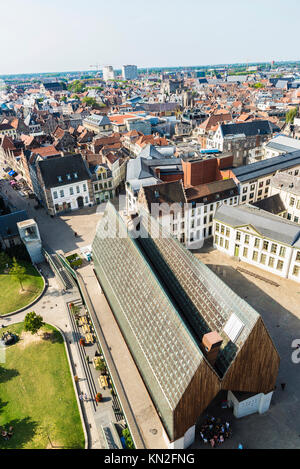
(137, 144), (163, 159)
(141, 180), (186, 212)
(37, 154), (91, 189)
(185, 178), (238, 202)
(220, 120), (278, 138)
(253, 194), (286, 215)
(215, 203), (300, 247)
(232, 150), (300, 182)
(0, 210), (28, 238)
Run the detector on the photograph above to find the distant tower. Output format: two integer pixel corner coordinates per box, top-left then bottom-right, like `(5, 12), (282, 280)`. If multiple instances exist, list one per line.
(17, 219), (44, 264)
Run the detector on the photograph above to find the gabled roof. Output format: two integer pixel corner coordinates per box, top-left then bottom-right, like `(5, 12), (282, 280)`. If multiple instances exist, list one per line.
(138, 144), (163, 159)
(220, 119), (278, 138)
(215, 203), (300, 246)
(232, 150), (300, 182)
(37, 154), (90, 188)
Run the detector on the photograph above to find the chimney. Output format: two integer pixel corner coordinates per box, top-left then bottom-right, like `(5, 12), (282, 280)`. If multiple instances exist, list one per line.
(201, 331), (223, 367)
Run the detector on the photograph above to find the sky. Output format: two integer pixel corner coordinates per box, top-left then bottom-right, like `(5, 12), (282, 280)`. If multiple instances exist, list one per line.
(1, 0), (300, 75)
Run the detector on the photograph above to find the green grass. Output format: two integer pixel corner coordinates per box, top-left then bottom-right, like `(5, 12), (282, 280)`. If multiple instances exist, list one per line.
(0, 261), (44, 315)
(0, 322), (85, 449)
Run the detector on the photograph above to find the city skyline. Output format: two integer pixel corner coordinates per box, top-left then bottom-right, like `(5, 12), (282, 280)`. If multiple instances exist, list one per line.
(1, 0), (300, 75)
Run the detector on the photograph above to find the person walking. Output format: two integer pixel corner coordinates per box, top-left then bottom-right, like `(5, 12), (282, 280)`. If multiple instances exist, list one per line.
(281, 382), (286, 391)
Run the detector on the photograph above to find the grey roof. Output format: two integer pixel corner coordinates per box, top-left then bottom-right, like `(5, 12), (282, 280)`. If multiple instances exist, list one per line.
(265, 135), (300, 153)
(215, 203), (300, 246)
(0, 210), (28, 238)
(37, 154), (91, 189)
(232, 150), (300, 182)
(253, 194), (286, 215)
(84, 114), (111, 126)
(220, 120), (278, 138)
(137, 144), (163, 159)
(126, 156), (182, 188)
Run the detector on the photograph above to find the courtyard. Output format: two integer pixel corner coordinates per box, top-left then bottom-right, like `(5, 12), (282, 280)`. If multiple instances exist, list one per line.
(0, 322), (85, 449)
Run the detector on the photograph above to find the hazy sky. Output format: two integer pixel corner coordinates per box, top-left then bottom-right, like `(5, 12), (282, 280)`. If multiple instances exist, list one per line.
(1, 0), (299, 74)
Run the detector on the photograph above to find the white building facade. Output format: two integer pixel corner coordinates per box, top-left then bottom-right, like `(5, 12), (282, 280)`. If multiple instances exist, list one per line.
(213, 204), (300, 283)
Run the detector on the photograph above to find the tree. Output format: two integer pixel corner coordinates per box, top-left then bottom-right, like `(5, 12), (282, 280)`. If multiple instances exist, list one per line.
(286, 107), (298, 124)
(9, 257), (26, 291)
(0, 252), (11, 272)
(24, 311), (44, 335)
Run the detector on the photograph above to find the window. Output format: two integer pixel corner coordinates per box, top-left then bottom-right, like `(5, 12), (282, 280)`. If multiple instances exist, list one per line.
(245, 234), (250, 244)
(271, 243), (277, 254)
(225, 239), (229, 249)
(260, 253), (267, 265)
(266, 179), (270, 185)
(67, 174), (71, 181)
(296, 251), (300, 262)
(254, 238), (260, 248)
(60, 190), (64, 198)
(249, 192), (254, 199)
(209, 214), (213, 223)
(293, 265), (300, 276)
(73, 172), (78, 178)
(85, 196), (88, 203)
(279, 246), (286, 258)
(243, 187), (248, 193)
(252, 250), (258, 261)
(268, 256), (274, 268)
(76, 186), (80, 193)
(216, 223), (220, 232)
(203, 216), (207, 224)
(70, 187), (74, 195)
(242, 195), (247, 202)
(94, 183), (98, 191)
(290, 197), (295, 207)
(83, 184), (87, 192)
(57, 176), (62, 182)
(277, 260), (284, 271)
(258, 190), (262, 196)
(294, 216), (299, 223)
(215, 235), (219, 245)
(226, 228), (230, 237)
(53, 191), (58, 199)
(236, 231), (241, 241)
(263, 240), (269, 251)
(243, 247), (248, 258)
(250, 184), (255, 191)
(221, 225), (225, 234)
(220, 237), (224, 247)
(210, 205), (213, 212)
(259, 181), (264, 188)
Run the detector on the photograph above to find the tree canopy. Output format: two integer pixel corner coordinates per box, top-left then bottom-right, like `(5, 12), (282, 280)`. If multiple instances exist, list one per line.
(286, 107), (298, 124)
(24, 311), (44, 335)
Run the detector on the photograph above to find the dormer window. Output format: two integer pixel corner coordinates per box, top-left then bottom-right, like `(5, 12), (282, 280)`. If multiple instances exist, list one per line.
(73, 172), (78, 178)
(67, 174), (71, 180)
(58, 176), (62, 182)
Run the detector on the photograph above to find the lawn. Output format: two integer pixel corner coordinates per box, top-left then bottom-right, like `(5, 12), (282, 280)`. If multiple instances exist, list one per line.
(0, 323), (85, 449)
(0, 261), (44, 315)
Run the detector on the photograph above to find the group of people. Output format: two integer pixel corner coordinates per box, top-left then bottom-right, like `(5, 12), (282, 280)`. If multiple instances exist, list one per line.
(199, 416), (232, 447)
(1, 426), (13, 441)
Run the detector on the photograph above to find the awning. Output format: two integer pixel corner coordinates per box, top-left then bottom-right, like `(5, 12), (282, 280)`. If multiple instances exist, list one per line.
(8, 170), (16, 176)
